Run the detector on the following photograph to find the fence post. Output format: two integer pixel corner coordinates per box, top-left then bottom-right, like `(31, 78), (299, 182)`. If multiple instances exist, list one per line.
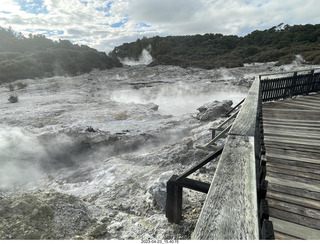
(291, 72), (297, 97)
(310, 70), (315, 92)
(166, 175), (183, 223)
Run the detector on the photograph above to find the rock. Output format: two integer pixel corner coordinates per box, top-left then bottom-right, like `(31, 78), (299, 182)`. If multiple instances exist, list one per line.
(147, 103), (159, 111)
(89, 224), (108, 238)
(148, 171), (173, 211)
(196, 100), (233, 121)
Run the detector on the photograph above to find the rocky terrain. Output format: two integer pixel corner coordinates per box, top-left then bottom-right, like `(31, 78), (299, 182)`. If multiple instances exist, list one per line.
(0, 61), (316, 240)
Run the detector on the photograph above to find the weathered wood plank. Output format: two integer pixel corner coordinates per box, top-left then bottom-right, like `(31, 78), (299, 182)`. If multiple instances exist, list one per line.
(267, 165), (320, 181)
(284, 99), (320, 107)
(296, 96), (320, 103)
(263, 120), (320, 127)
(229, 77), (260, 136)
(267, 190), (320, 209)
(267, 181), (320, 201)
(267, 162), (320, 175)
(266, 145), (320, 158)
(264, 125), (320, 135)
(266, 153), (320, 167)
(269, 207), (320, 230)
(270, 217), (320, 240)
(264, 131), (320, 140)
(264, 136), (320, 147)
(263, 117), (320, 124)
(274, 231), (301, 240)
(267, 171), (320, 187)
(262, 108), (320, 120)
(266, 176), (320, 194)
(277, 102), (320, 110)
(192, 136), (259, 239)
(267, 198), (320, 219)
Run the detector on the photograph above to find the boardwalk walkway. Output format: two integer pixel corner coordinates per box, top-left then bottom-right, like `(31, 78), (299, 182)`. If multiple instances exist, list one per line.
(263, 92), (320, 240)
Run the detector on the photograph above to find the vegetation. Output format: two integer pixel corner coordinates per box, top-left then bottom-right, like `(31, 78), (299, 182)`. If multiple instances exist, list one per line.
(110, 23), (320, 69)
(0, 27), (122, 84)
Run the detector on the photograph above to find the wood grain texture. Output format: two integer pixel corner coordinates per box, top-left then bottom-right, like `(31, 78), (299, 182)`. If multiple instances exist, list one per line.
(192, 136), (259, 240)
(270, 217), (320, 240)
(229, 77), (260, 136)
(263, 92), (320, 239)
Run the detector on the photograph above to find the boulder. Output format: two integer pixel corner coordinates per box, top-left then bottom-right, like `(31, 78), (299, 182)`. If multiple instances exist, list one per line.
(196, 100), (233, 121)
(148, 171), (173, 211)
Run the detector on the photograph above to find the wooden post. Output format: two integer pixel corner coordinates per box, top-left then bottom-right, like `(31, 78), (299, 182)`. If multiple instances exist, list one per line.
(261, 220), (275, 240)
(259, 199), (269, 227)
(166, 175), (182, 224)
(310, 70), (315, 92)
(291, 72), (298, 97)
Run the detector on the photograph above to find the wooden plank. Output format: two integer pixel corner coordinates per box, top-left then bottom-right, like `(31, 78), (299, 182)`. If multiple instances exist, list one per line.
(269, 217), (320, 240)
(262, 108), (320, 120)
(278, 102), (320, 110)
(267, 171), (320, 188)
(263, 125), (320, 134)
(263, 117), (320, 124)
(267, 198), (320, 219)
(267, 165), (320, 181)
(264, 136), (320, 147)
(267, 162), (320, 175)
(267, 157), (320, 170)
(267, 190), (320, 210)
(229, 77), (260, 136)
(264, 131), (320, 140)
(263, 120), (320, 127)
(266, 153), (320, 167)
(274, 231), (301, 240)
(269, 207), (320, 230)
(296, 96), (320, 103)
(266, 144), (320, 157)
(267, 181), (320, 201)
(284, 99), (320, 107)
(266, 176), (320, 194)
(193, 136), (259, 240)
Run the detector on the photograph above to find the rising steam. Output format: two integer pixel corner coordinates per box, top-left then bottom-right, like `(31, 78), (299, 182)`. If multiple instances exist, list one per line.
(120, 45), (153, 66)
(0, 126), (82, 188)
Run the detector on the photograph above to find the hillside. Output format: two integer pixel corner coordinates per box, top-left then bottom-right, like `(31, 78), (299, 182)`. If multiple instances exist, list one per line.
(110, 23), (320, 69)
(0, 27), (122, 84)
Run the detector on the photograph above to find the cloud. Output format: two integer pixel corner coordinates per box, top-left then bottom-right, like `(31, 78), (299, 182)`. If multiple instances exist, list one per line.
(0, 0), (319, 53)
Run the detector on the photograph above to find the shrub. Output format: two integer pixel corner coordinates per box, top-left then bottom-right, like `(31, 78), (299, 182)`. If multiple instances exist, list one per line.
(8, 95), (18, 103)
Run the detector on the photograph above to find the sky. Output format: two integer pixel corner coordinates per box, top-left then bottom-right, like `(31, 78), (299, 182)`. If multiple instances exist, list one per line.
(0, 0), (320, 53)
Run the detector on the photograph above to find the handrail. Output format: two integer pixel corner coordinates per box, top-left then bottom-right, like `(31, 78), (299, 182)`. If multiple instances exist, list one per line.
(259, 67), (320, 78)
(192, 76), (263, 239)
(260, 69), (320, 102)
(224, 98), (245, 117)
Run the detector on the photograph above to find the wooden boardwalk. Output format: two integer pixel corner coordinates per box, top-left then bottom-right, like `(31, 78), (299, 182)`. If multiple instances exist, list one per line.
(262, 92), (320, 240)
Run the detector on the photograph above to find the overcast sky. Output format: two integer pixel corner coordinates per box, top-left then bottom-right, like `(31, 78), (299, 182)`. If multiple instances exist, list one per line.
(1, 0), (319, 53)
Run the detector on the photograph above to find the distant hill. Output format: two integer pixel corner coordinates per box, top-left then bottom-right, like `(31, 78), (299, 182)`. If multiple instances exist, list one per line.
(0, 27), (122, 84)
(110, 23), (320, 69)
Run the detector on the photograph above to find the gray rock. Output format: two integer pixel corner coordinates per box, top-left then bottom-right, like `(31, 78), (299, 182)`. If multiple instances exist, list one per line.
(196, 100), (233, 121)
(148, 171), (173, 211)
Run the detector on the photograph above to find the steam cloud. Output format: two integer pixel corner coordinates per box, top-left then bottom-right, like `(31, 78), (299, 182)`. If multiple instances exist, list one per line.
(120, 45), (153, 66)
(111, 82), (247, 116)
(0, 126), (81, 189)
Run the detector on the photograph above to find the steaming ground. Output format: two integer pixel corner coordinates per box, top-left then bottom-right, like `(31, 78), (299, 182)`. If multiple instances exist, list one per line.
(0, 61), (316, 240)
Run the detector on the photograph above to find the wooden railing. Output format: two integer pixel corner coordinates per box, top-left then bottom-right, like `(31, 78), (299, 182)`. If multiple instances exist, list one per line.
(192, 76), (266, 239)
(191, 68), (320, 239)
(260, 69), (320, 101)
